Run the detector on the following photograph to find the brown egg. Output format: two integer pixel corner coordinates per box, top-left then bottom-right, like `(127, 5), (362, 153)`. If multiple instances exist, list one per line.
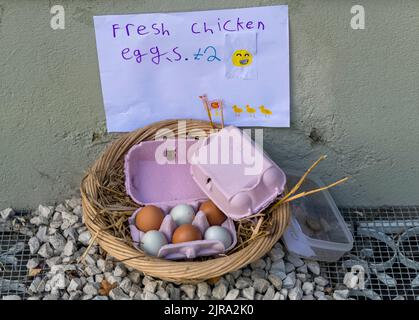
(199, 200), (227, 226)
(135, 205), (165, 232)
(172, 224), (202, 244)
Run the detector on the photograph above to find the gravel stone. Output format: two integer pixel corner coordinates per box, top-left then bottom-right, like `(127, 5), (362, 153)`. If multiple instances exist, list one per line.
(197, 282), (211, 298)
(286, 253), (304, 267)
(263, 286), (275, 300)
(109, 288), (130, 300)
(156, 287), (169, 300)
(63, 228), (76, 241)
(51, 273), (69, 290)
(38, 243), (53, 258)
(251, 269), (266, 280)
(306, 260), (321, 275)
(97, 258), (113, 273)
(166, 284), (180, 300)
(143, 291), (159, 300)
(78, 231), (91, 246)
(296, 273), (308, 282)
(61, 211), (79, 230)
(269, 246), (285, 261)
(224, 274), (236, 287)
(45, 256), (62, 267)
(296, 264), (308, 274)
(144, 281), (157, 293)
(67, 278), (83, 292)
(93, 296), (109, 300)
(242, 268), (251, 277)
(49, 233), (66, 252)
(28, 237), (40, 254)
(302, 282), (314, 295)
(38, 205), (53, 219)
(29, 277), (46, 294)
(212, 282), (228, 300)
(284, 262), (295, 273)
(30, 216), (49, 226)
(231, 270), (242, 279)
(49, 212), (62, 229)
(66, 198), (81, 209)
(250, 259), (266, 270)
(333, 289), (349, 300)
(255, 293), (263, 300)
(270, 260), (286, 273)
(55, 204), (68, 213)
(235, 277), (252, 289)
(43, 294), (60, 300)
(26, 258), (40, 269)
(282, 272), (296, 289)
(69, 291), (82, 300)
(128, 271), (141, 284)
(83, 283), (99, 296)
(253, 278), (269, 294)
(242, 287), (255, 300)
(303, 295), (315, 300)
(119, 278), (132, 294)
(273, 292), (281, 300)
(288, 286), (303, 300)
(265, 257), (272, 271)
(268, 274), (282, 290)
(271, 271), (287, 280)
(63, 240), (76, 257)
(85, 265), (101, 276)
(314, 276), (329, 287)
(225, 289), (240, 300)
(0, 208), (15, 220)
(113, 264), (127, 277)
(314, 291), (325, 299)
(129, 284), (141, 297)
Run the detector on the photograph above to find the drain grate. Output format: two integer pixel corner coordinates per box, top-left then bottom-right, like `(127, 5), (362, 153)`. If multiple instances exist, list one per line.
(321, 207), (419, 300)
(1, 207), (419, 299)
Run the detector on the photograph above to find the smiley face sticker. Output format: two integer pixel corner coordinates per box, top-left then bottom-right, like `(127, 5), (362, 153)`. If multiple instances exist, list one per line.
(231, 49), (253, 67)
(225, 33), (257, 79)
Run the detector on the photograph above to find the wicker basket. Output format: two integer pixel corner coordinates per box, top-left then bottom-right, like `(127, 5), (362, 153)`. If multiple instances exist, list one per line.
(81, 119), (290, 283)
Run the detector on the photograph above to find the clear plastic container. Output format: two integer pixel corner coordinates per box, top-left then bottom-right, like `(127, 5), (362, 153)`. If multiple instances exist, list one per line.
(282, 170), (354, 262)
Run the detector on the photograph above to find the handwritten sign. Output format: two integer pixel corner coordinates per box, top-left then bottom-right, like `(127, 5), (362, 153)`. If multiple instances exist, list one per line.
(94, 5), (289, 132)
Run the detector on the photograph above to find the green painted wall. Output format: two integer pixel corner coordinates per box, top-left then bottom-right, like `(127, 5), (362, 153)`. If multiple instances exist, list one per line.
(1, 0), (418, 209)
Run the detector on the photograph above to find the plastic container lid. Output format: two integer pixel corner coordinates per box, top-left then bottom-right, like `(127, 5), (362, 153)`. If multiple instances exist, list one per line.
(282, 170), (354, 262)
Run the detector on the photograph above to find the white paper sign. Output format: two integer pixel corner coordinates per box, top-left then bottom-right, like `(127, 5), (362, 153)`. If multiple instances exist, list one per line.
(94, 5), (289, 132)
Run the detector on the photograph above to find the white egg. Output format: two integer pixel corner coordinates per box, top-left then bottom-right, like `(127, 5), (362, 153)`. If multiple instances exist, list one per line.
(204, 226), (233, 249)
(141, 230), (168, 256)
(170, 204), (195, 226)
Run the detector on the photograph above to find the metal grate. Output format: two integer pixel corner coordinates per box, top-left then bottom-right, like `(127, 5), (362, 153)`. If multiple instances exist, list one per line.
(0, 212), (34, 298)
(321, 207), (419, 300)
(1, 208), (419, 300)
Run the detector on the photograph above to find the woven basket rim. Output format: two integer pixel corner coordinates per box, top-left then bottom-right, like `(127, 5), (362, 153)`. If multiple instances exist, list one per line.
(80, 119), (290, 283)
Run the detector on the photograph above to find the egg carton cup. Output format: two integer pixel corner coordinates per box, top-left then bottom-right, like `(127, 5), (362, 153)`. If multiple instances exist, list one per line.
(129, 204), (237, 260)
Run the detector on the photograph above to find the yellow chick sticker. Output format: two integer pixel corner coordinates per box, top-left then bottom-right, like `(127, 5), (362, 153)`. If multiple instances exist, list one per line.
(231, 49), (253, 67)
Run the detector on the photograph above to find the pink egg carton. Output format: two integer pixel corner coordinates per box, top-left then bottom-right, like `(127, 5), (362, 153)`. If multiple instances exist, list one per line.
(124, 126), (287, 260)
(189, 126), (286, 220)
(125, 139), (237, 260)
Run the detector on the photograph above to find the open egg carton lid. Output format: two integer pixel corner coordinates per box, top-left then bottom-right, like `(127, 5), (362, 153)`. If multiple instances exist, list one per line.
(189, 126), (287, 220)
